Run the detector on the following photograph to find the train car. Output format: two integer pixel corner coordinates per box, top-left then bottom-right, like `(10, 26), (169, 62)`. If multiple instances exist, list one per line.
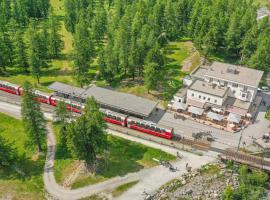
(33, 90), (52, 104)
(53, 96), (83, 113)
(0, 81), (22, 95)
(126, 117), (173, 139)
(100, 108), (127, 126)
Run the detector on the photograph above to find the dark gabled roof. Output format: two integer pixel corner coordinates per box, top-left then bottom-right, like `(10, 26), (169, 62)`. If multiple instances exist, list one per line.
(48, 82), (85, 97)
(81, 86), (158, 117)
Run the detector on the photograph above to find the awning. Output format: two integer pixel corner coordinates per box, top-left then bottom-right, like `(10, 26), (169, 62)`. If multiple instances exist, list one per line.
(207, 112), (224, 121)
(187, 99), (205, 108)
(172, 102), (188, 111)
(226, 106), (248, 116)
(188, 106), (204, 115)
(228, 113), (241, 123)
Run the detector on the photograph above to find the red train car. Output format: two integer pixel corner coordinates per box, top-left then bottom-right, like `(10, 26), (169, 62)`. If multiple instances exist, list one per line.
(126, 117), (173, 139)
(0, 81), (22, 95)
(100, 108), (127, 126)
(52, 96), (83, 113)
(33, 91), (52, 104)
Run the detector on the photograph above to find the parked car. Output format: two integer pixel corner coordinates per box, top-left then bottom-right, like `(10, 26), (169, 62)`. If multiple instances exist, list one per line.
(258, 86), (270, 92)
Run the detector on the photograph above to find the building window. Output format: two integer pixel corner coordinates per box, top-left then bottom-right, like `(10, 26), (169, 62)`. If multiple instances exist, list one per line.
(192, 93), (194, 97)
(214, 99), (217, 103)
(179, 99), (182, 102)
(208, 97), (210, 101)
(199, 95), (201, 99)
(203, 96), (206, 100)
(233, 90), (236, 94)
(232, 83), (238, 87)
(242, 93), (246, 98)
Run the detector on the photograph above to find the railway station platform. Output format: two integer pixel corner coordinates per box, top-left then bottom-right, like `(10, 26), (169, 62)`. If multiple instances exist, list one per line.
(48, 82), (158, 119)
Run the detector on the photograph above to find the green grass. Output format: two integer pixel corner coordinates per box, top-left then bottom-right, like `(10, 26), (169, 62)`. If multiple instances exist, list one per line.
(265, 108), (270, 120)
(53, 123), (176, 188)
(200, 164), (221, 175)
(112, 181), (139, 197)
(0, 113), (45, 199)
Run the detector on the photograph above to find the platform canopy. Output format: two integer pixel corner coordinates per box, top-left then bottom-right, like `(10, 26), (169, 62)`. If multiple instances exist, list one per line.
(207, 112), (224, 121)
(188, 106), (204, 115)
(228, 113), (241, 124)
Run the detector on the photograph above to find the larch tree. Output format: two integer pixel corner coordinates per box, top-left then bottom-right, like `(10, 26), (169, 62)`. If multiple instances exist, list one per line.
(0, 134), (18, 170)
(144, 62), (161, 93)
(21, 81), (46, 153)
(48, 10), (63, 58)
(72, 17), (94, 87)
(55, 101), (69, 150)
(14, 31), (29, 72)
(67, 97), (107, 166)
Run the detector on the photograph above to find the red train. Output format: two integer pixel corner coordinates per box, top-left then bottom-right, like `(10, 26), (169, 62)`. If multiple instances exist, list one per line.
(0, 80), (173, 140)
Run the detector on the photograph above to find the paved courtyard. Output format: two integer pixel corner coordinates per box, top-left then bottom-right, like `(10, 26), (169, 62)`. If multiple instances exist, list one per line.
(158, 92), (270, 150)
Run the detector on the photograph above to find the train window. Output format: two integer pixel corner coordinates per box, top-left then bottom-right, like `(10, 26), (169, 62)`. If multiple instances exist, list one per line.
(112, 116), (116, 119)
(156, 128), (161, 133)
(117, 117), (121, 121)
(146, 125), (150, 129)
(141, 123), (145, 128)
(136, 122), (140, 126)
(150, 126), (155, 130)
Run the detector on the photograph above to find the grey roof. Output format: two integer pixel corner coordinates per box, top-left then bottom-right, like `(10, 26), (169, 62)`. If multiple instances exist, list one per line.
(257, 7), (270, 20)
(188, 106), (204, 115)
(228, 113), (241, 123)
(175, 88), (188, 98)
(204, 62), (264, 87)
(81, 86), (158, 117)
(207, 112), (224, 121)
(48, 82), (85, 97)
(189, 80), (229, 97)
(172, 101), (188, 110)
(224, 97), (251, 110)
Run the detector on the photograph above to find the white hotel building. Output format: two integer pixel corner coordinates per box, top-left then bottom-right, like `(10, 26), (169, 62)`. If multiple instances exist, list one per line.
(171, 62), (264, 125)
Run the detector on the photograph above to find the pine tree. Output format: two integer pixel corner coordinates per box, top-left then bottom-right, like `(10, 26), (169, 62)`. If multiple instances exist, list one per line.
(67, 97), (107, 166)
(144, 62), (161, 93)
(48, 10), (63, 58)
(55, 101), (69, 149)
(0, 134), (18, 170)
(64, 0), (77, 33)
(72, 17), (94, 87)
(21, 81), (46, 153)
(28, 21), (47, 83)
(14, 31), (29, 72)
(91, 5), (107, 43)
(248, 33), (270, 73)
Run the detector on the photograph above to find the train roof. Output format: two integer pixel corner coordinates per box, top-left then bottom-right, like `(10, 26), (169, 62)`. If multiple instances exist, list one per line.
(81, 86), (158, 118)
(127, 116), (172, 130)
(0, 80), (20, 88)
(99, 108), (128, 118)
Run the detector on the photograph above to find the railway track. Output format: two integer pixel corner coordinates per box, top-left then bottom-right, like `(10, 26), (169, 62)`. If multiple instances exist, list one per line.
(2, 90), (270, 171)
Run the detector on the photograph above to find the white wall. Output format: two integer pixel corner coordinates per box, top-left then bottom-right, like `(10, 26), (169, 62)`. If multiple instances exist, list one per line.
(187, 89), (225, 106)
(204, 77), (257, 102)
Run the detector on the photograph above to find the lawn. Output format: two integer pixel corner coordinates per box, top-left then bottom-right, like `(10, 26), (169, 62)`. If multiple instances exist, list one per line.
(265, 108), (270, 120)
(0, 113), (45, 199)
(53, 123), (176, 189)
(111, 180), (139, 197)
